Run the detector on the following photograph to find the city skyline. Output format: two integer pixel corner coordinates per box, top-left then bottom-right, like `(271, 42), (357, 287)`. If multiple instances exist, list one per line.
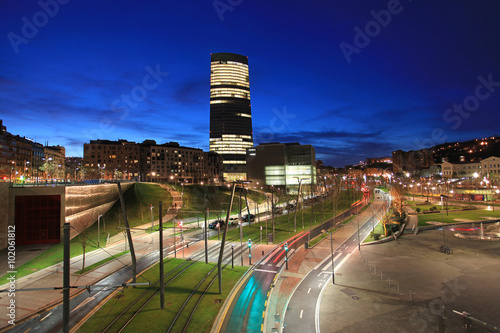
(1, 1), (500, 167)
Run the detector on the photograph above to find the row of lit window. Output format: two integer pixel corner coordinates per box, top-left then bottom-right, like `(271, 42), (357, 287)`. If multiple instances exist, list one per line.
(210, 89), (250, 99)
(222, 160), (246, 164)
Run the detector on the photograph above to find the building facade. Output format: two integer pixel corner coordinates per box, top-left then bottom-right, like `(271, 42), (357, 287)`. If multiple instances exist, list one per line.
(83, 139), (222, 183)
(480, 156), (500, 186)
(209, 52), (254, 182)
(83, 140), (140, 179)
(246, 142), (316, 192)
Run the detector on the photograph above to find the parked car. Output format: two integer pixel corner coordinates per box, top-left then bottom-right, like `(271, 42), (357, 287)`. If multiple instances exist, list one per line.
(228, 217), (239, 226)
(208, 220), (225, 229)
(242, 214), (255, 222)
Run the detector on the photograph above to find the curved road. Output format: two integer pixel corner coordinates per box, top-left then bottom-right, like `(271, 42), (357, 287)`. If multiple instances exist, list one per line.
(282, 192), (390, 333)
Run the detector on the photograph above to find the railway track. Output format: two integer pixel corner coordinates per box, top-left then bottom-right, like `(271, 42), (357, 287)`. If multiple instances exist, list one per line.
(100, 240), (245, 333)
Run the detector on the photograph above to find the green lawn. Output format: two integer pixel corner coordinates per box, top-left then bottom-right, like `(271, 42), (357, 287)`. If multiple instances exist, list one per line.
(0, 183), (171, 286)
(78, 258), (247, 333)
(417, 208), (500, 226)
(363, 222), (385, 243)
(173, 185), (251, 220)
(212, 190), (362, 244)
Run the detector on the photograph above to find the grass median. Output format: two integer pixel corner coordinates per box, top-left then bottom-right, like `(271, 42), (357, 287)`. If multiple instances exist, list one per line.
(210, 190), (363, 245)
(78, 258), (247, 333)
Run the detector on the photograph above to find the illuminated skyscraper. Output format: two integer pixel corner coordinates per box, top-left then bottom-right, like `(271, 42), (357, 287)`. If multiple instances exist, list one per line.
(209, 52), (254, 181)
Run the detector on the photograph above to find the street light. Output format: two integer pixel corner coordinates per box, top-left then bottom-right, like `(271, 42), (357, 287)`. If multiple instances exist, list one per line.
(150, 204), (154, 232)
(284, 242), (289, 270)
(98, 214), (102, 247)
(322, 229), (335, 284)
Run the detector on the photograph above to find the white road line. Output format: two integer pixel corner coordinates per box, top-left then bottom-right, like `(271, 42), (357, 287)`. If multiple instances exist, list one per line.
(336, 252), (352, 272)
(40, 313), (52, 321)
(307, 288), (311, 294)
(300, 309), (304, 319)
(254, 268), (277, 274)
(322, 253), (342, 271)
(71, 296), (95, 313)
(318, 283), (322, 288)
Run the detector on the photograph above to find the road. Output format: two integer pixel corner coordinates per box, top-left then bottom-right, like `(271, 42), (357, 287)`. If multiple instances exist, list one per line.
(282, 192), (390, 333)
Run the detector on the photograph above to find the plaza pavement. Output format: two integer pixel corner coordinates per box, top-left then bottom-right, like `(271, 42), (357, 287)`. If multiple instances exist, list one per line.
(265, 216), (500, 332)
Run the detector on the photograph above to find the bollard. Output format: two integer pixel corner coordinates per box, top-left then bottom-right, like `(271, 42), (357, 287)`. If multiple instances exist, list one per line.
(380, 271), (383, 280)
(374, 266), (377, 274)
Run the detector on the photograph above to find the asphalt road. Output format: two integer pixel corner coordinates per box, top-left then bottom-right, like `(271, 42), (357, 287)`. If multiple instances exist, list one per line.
(282, 192), (390, 333)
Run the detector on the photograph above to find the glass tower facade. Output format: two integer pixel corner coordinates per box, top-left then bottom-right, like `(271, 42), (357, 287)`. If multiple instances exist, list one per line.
(209, 53), (254, 181)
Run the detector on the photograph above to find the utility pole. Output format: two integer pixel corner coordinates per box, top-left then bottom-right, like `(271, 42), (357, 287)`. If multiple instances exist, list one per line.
(217, 182), (236, 294)
(271, 186), (275, 242)
(117, 182), (136, 283)
(244, 187), (252, 226)
(159, 202), (164, 309)
(294, 178), (302, 232)
(205, 208), (208, 264)
(63, 223), (70, 333)
(239, 188), (243, 265)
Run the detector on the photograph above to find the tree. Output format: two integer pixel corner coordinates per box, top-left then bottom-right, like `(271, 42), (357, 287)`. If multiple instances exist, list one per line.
(39, 161), (58, 180)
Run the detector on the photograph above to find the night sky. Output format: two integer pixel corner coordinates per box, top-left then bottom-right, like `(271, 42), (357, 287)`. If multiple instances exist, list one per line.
(1, 0), (500, 167)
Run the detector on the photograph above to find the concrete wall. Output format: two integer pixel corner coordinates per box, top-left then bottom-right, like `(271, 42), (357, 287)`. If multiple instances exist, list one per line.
(65, 183), (133, 239)
(0, 183), (11, 250)
(0, 182), (134, 249)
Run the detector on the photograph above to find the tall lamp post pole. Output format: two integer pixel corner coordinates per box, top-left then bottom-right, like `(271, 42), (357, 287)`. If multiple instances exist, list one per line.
(98, 214), (102, 247)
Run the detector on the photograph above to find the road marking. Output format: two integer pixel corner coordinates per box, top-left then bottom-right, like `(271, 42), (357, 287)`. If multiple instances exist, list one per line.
(318, 283), (322, 288)
(300, 309), (304, 319)
(254, 268), (277, 274)
(71, 296), (95, 313)
(307, 288), (311, 294)
(40, 313), (51, 321)
(322, 253), (342, 271)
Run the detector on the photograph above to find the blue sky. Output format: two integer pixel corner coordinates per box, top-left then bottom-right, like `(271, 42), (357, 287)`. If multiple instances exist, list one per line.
(1, 0), (500, 166)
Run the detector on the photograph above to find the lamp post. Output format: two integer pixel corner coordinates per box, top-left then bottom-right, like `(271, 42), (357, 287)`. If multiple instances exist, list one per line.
(97, 214), (102, 247)
(284, 242), (289, 270)
(150, 204), (154, 232)
(441, 195), (447, 247)
(231, 244), (234, 268)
